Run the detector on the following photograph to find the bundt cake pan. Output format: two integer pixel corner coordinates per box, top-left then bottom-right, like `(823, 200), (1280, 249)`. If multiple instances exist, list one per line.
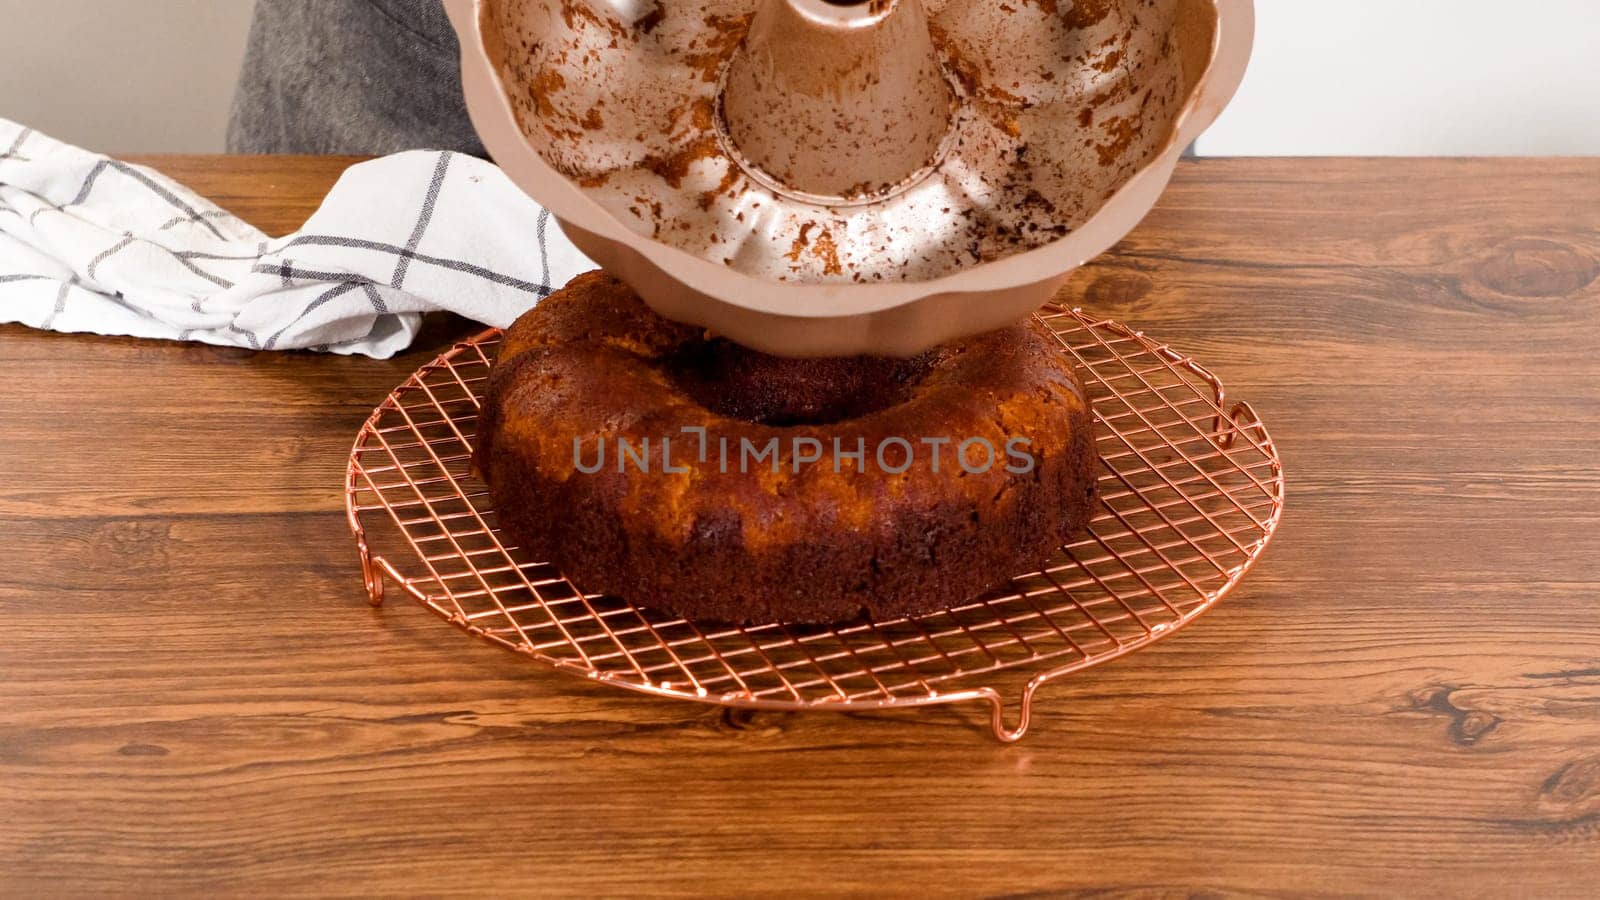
(446, 0), (1254, 357)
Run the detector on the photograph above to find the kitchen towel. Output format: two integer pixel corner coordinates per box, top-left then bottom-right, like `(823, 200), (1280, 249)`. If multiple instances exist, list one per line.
(0, 119), (593, 358)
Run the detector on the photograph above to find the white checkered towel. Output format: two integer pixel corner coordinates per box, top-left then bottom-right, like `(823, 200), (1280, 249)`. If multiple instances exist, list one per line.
(0, 120), (593, 358)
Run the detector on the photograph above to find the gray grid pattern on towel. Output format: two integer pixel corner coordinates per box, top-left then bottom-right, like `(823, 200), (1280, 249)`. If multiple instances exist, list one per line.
(0, 119), (584, 358)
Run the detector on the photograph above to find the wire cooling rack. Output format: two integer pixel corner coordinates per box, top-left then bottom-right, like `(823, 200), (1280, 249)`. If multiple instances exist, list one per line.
(345, 308), (1284, 741)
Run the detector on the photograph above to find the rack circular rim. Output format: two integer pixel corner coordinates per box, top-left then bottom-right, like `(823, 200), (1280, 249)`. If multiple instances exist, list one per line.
(345, 309), (1285, 742)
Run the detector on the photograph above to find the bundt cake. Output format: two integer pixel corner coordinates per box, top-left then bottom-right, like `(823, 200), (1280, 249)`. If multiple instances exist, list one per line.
(475, 271), (1098, 624)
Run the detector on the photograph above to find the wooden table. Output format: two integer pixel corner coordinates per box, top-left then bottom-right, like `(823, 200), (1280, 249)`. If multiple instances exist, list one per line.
(3, 157), (1598, 896)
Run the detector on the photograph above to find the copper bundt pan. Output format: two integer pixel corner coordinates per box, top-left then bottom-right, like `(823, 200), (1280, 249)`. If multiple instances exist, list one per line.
(447, 0), (1254, 357)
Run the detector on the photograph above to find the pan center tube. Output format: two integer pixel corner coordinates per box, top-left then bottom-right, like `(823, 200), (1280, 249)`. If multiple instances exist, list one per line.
(717, 0), (956, 204)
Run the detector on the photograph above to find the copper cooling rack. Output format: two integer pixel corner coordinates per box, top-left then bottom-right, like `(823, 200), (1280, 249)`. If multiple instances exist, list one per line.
(345, 308), (1284, 741)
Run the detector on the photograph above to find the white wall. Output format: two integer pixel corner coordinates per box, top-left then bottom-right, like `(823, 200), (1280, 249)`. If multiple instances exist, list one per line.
(1195, 0), (1600, 156)
(0, 0), (255, 154)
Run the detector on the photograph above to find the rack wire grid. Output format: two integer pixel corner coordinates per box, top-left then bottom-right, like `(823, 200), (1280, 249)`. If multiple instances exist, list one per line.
(346, 308), (1284, 741)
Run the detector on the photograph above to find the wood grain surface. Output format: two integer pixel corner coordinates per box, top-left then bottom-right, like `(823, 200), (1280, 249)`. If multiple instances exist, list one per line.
(2, 156), (1599, 897)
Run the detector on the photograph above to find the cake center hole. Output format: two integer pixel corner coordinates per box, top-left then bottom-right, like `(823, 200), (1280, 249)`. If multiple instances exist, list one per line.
(667, 340), (936, 427)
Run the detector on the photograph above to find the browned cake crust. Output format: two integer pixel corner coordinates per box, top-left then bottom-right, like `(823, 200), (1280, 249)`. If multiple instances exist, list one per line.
(475, 271), (1098, 624)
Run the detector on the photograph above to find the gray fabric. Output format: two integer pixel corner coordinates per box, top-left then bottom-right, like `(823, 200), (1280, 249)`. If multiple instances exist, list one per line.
(227, 0), (487, 156)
